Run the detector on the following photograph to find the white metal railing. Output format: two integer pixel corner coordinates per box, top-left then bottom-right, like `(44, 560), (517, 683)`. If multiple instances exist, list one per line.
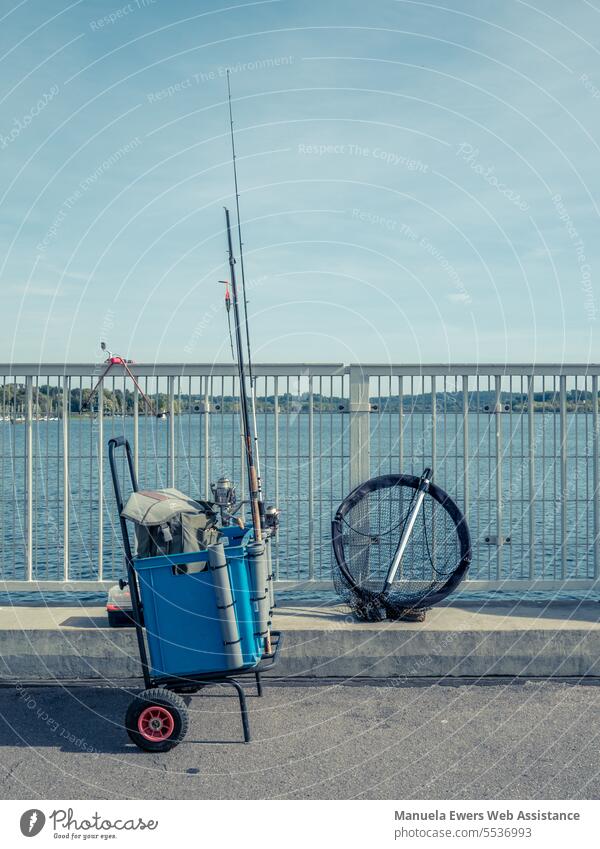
(1, 362), (599, 592)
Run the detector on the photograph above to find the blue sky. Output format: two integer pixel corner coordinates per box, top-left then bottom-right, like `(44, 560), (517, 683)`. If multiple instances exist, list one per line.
(2, 0), (600, 364)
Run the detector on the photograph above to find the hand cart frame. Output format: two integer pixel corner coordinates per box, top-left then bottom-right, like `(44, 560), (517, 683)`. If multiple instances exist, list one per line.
(108, 436), (281, 749)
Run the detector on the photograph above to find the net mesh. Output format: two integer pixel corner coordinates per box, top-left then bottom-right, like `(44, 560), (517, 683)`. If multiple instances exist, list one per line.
(333, 479), (464, 616)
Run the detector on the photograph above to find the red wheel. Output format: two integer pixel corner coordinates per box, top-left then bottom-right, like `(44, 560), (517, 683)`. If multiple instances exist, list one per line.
(125, 689), (188, 752)
(137, 705), (175, 742)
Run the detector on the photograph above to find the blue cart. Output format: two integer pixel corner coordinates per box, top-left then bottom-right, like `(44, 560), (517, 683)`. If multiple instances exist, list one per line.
(108, 436), (281, 752)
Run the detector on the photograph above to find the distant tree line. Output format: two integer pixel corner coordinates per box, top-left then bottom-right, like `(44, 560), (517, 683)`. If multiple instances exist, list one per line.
(0, 384), (597, 417)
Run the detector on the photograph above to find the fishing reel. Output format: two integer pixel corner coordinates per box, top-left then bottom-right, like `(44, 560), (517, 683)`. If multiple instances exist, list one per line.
(264, 505), (281, 537)
(211, 476), (237, 526)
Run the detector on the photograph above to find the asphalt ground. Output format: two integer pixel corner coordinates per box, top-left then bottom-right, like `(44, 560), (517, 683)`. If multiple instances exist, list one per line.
(0, 678), (599, 800)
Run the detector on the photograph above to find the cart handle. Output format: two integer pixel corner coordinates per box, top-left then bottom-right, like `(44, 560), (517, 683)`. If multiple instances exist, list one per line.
(108, 437), (138, 509)
(108, 436), (138, 566)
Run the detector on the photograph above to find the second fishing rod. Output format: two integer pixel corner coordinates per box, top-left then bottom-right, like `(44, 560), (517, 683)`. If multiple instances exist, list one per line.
(224, 206), (263, 542)
(224, 205), (273, 655)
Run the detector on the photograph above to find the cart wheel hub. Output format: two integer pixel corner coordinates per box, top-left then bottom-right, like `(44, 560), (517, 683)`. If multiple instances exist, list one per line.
(138, 705), (175, 741)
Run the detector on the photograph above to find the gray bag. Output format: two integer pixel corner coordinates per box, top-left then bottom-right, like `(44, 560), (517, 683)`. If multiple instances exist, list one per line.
(121, 488), (219, 562)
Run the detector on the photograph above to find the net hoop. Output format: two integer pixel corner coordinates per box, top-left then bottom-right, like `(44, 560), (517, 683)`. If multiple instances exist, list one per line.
(332, 473), (472, 611)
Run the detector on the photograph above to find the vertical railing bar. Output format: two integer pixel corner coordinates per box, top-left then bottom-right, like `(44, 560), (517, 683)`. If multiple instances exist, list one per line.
(385, 374), (394, 474)
(421, 375), (425, 471)
(285, 377), (290, 580)
(219, 376), (225, 491)
(143, 377), (148, 488)
(168, 375), (175, 487)
(63, 375), (70, 581)
(495, 375), (502, 581)
(231, 375), (236, 486)
(377, 375), (381, 474)
(154, 376), (160, 489)
(474, 375), (480, 577)
(262, 376), (267, 504)
(12, 377), (17, 577)
(575, 375), (579, 576)
(519, 375), (524, 577)
(593, 374), (599, 579)
(508, 375), (513, 576)
(97, 379), (104, 582)
(443, 374), (448, 483)
(44, 375), (49, 576)
(25, 375), (33, 581)
(1, 379), (4, 568)
(410, 376), (414, 475)
(32, 375), (38, 576)
(542, 375), (547, 579)
(574, 375), (579, 575)
(297, 375), (301, 578)
(553, 376), (558, 579)
(399, 375), (404, 470)
(174, 375), (180, 486)
(204, 377), (210, 499)
(330, 376), (335, 522)
(431, 375), (437, 475)
(274, 376), (279, 579)
(133, 385), (139, 481)
(1, 380), (4, 574)
(308, 375), (314, 580)
(528, 374), (535, 580)
(584, 376), (590, 576)
(560, 374), (567, 580)
(87, 379), (93, 580)
(318, 374), (323, 578)
(187, 376), (192, 494)
(462, 374), (469, 517)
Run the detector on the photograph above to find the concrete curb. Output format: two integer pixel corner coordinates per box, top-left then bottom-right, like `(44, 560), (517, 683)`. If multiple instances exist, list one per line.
(1, 602), (599, 680)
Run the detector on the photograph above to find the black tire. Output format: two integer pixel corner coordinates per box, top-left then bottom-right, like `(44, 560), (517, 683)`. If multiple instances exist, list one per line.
(125, 688), (189, 752)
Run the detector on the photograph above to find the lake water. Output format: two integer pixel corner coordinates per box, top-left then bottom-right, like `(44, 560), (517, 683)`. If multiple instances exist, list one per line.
(0, 412), (596, 584)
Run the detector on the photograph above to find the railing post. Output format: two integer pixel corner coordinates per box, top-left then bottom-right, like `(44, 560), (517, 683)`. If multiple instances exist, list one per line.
(593, 374), (599, 579)
(25, 375), (33, 581)
(349, 366), (370, 488)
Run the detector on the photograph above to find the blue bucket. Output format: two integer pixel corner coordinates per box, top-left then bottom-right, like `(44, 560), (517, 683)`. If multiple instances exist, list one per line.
(134, 527), (263, 679)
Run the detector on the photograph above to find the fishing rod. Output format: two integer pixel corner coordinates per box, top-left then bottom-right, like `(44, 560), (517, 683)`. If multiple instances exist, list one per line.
(225, 69), (264, 508)
(224, 206), (263, 544)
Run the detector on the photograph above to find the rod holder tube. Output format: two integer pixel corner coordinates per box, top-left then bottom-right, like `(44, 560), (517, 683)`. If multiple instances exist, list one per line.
(265, 534), (275, 613)
(207, 543), (244, 670)
(247, 540), (270, 640)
